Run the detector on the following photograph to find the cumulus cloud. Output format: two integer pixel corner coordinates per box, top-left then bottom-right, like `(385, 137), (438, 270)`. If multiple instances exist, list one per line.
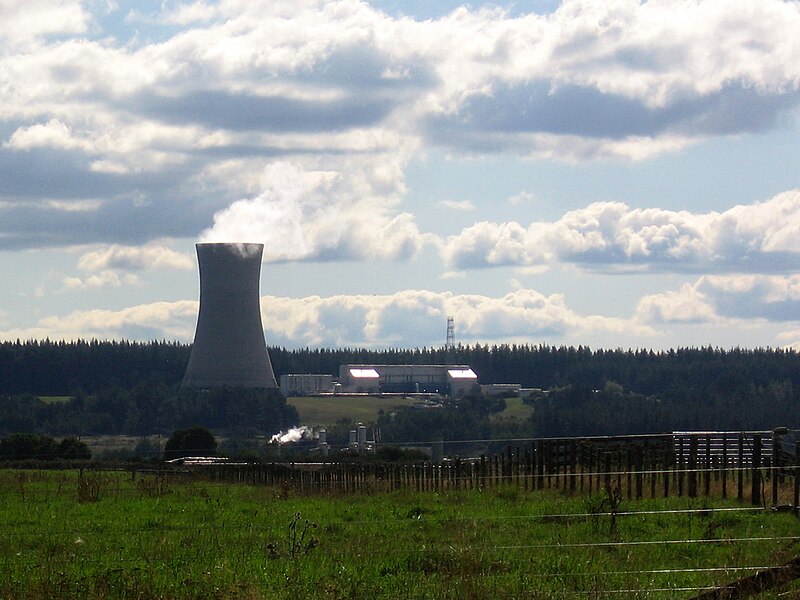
(76, 243), (194, 272)
(260, 288), (647, 348)
(637, 274), (800, 325)
(0, 288), (649, 346)
(0, 0), (796, 255)
(63, 271), (139, 290)
(0, 300), (198, 342)
(442, 190), (800, 273)
(0, 0), (88, 47)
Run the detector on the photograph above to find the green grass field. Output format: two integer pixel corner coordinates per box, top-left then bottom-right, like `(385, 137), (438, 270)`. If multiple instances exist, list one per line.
(1, 469), (798, 599)
(288, 394), (533, 427)
(287, 395), (419, 426)
(36, 396), (73, 404)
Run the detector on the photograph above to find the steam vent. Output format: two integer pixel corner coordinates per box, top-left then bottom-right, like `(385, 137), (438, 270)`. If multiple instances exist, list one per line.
(182, 243), (278, 389)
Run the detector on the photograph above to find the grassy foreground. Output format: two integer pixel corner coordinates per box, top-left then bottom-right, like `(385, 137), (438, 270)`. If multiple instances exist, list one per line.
(1, 469), (798, 599)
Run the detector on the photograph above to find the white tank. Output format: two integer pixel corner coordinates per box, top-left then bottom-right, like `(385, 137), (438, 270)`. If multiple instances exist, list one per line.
(357, 424), (367, 446)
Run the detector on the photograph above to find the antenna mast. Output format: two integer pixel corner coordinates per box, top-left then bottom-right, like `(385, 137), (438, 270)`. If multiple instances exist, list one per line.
(445, 316), (455, 364)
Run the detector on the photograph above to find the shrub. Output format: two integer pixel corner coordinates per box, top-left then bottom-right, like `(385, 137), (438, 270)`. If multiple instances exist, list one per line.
(163, 426), (217, 460)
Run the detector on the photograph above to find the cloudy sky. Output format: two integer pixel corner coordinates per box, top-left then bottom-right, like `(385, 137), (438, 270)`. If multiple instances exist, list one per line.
(1, 0), (799, 350)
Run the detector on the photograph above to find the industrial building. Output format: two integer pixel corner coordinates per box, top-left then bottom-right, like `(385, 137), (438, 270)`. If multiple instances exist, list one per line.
(182, 242), (278, 389)
(279, 374), (334, 396)
(338, 364), (478, 397)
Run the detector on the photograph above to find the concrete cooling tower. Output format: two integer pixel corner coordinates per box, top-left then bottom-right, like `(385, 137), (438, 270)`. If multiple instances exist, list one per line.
(182, 243), (278, 389)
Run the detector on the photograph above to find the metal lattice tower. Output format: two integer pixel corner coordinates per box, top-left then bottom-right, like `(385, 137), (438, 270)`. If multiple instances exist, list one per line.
(445, 316), (455, 364)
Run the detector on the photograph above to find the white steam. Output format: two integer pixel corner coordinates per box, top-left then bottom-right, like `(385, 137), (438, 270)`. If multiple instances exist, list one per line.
(198, 160), (427, 263)
(199, 162), (310, 261)
(270, 425), (314, 444)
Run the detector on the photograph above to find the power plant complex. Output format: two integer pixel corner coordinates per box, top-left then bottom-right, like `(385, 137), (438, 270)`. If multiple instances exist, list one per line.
(181, 242), (481, 401)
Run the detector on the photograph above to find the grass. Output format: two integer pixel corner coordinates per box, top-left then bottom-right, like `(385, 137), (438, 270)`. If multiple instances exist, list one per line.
(492, 396), (533, 421)
(1, 469), (799, 599)
(36, 396), (73, 404)
(286, 395), (419, 426)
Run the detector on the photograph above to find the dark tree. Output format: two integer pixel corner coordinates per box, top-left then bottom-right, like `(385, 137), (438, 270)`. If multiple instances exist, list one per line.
(163, 426), (218, 460)
(57, 437), (91, 460)
(0, 433), (59, 460)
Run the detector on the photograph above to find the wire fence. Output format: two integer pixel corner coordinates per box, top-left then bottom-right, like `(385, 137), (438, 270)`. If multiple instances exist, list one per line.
(182, 429), (800, 510)
(2, 429), (799, 597)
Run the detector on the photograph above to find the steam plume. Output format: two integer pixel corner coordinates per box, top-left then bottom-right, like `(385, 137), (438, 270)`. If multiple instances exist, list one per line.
(270, 425), (314, 444)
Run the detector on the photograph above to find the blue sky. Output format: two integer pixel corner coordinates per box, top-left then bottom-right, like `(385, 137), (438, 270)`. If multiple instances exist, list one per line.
(1, 0), (799, 350)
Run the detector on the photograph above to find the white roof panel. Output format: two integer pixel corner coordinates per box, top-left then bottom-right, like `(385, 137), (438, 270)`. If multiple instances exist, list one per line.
(350, 368), (380, 378)
(447, 368), (477, 379)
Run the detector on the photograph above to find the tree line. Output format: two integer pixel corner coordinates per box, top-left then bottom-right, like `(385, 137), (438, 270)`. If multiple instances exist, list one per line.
(0, 339), (798, 438)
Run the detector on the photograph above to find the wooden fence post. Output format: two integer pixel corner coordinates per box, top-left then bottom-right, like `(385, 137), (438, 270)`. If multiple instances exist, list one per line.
(688, 436), (698, 498)
(794, 441), (799, 517)
(738, 432), (744, 502)
(772, 431), (780, 507)
(704, 435), (711, 497)
(751, 433), (762, 506)
(635, 447), (643, 499)
(677, 439), (684, 498)
(570, 440), (577, 493)
(722, 433), (728, 500)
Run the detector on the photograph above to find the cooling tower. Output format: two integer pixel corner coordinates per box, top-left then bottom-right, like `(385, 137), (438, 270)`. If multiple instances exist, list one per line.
(182, 243), (278, 389)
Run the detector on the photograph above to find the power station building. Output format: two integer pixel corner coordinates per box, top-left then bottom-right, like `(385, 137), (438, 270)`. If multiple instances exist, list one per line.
(338, 364), (477, 396)
(182, 242), (278, 389)
(279, 374), (335, 396)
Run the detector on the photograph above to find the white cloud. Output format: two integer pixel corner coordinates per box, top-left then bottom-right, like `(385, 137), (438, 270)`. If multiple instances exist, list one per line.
(0, 288), (650, 346)
(161, 2), (219, 25)
(76, 243), (194, 272)
(0, 300), (198, 342)
(635, 283), (719, 325)
(635, 273), (800, 326)
(443, 190), (800, 273)
(439, 199), (476, 211)
(0, 0), (88, 47)
(63, 270), (138, 290)
(260, 288), (649, 348)
(508, 191), (535, 206)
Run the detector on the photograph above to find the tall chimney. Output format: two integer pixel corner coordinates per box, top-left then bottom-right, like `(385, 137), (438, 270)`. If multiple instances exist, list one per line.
(182, 243), (278, 388)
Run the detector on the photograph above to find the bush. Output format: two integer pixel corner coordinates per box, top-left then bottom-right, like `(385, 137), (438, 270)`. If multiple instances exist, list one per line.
(163, 426), (217, 461)
(0, 433), (90, 460)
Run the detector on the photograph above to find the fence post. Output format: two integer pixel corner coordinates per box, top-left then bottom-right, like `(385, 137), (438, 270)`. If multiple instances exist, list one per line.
(635, 447), (643, 499)
(569, 440), (577, 493)
(751, 433), (762, 506)
(722, 433), (728, 500)
(794, 441), (799, 516)
(688, 436), (698, 498)
(772, 431), (780, 507)
(677, 439), (684, 498)
(626, 446), (633, 500)
(704, 435), (711, 497)
(649, 447), (656, 499)
(738, 433), (744, 502)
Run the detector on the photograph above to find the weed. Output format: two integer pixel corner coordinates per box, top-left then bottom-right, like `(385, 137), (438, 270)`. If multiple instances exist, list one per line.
(136, 475), (170, 498)
(288, 512), (319, 558)
(77, 472), (102, 503)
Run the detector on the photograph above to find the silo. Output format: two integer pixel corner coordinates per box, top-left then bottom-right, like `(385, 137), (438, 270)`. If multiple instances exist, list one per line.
(182, 243), (278, 389)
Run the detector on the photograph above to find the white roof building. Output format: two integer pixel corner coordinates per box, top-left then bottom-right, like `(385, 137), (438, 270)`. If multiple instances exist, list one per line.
(338, 364), (478, 396)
